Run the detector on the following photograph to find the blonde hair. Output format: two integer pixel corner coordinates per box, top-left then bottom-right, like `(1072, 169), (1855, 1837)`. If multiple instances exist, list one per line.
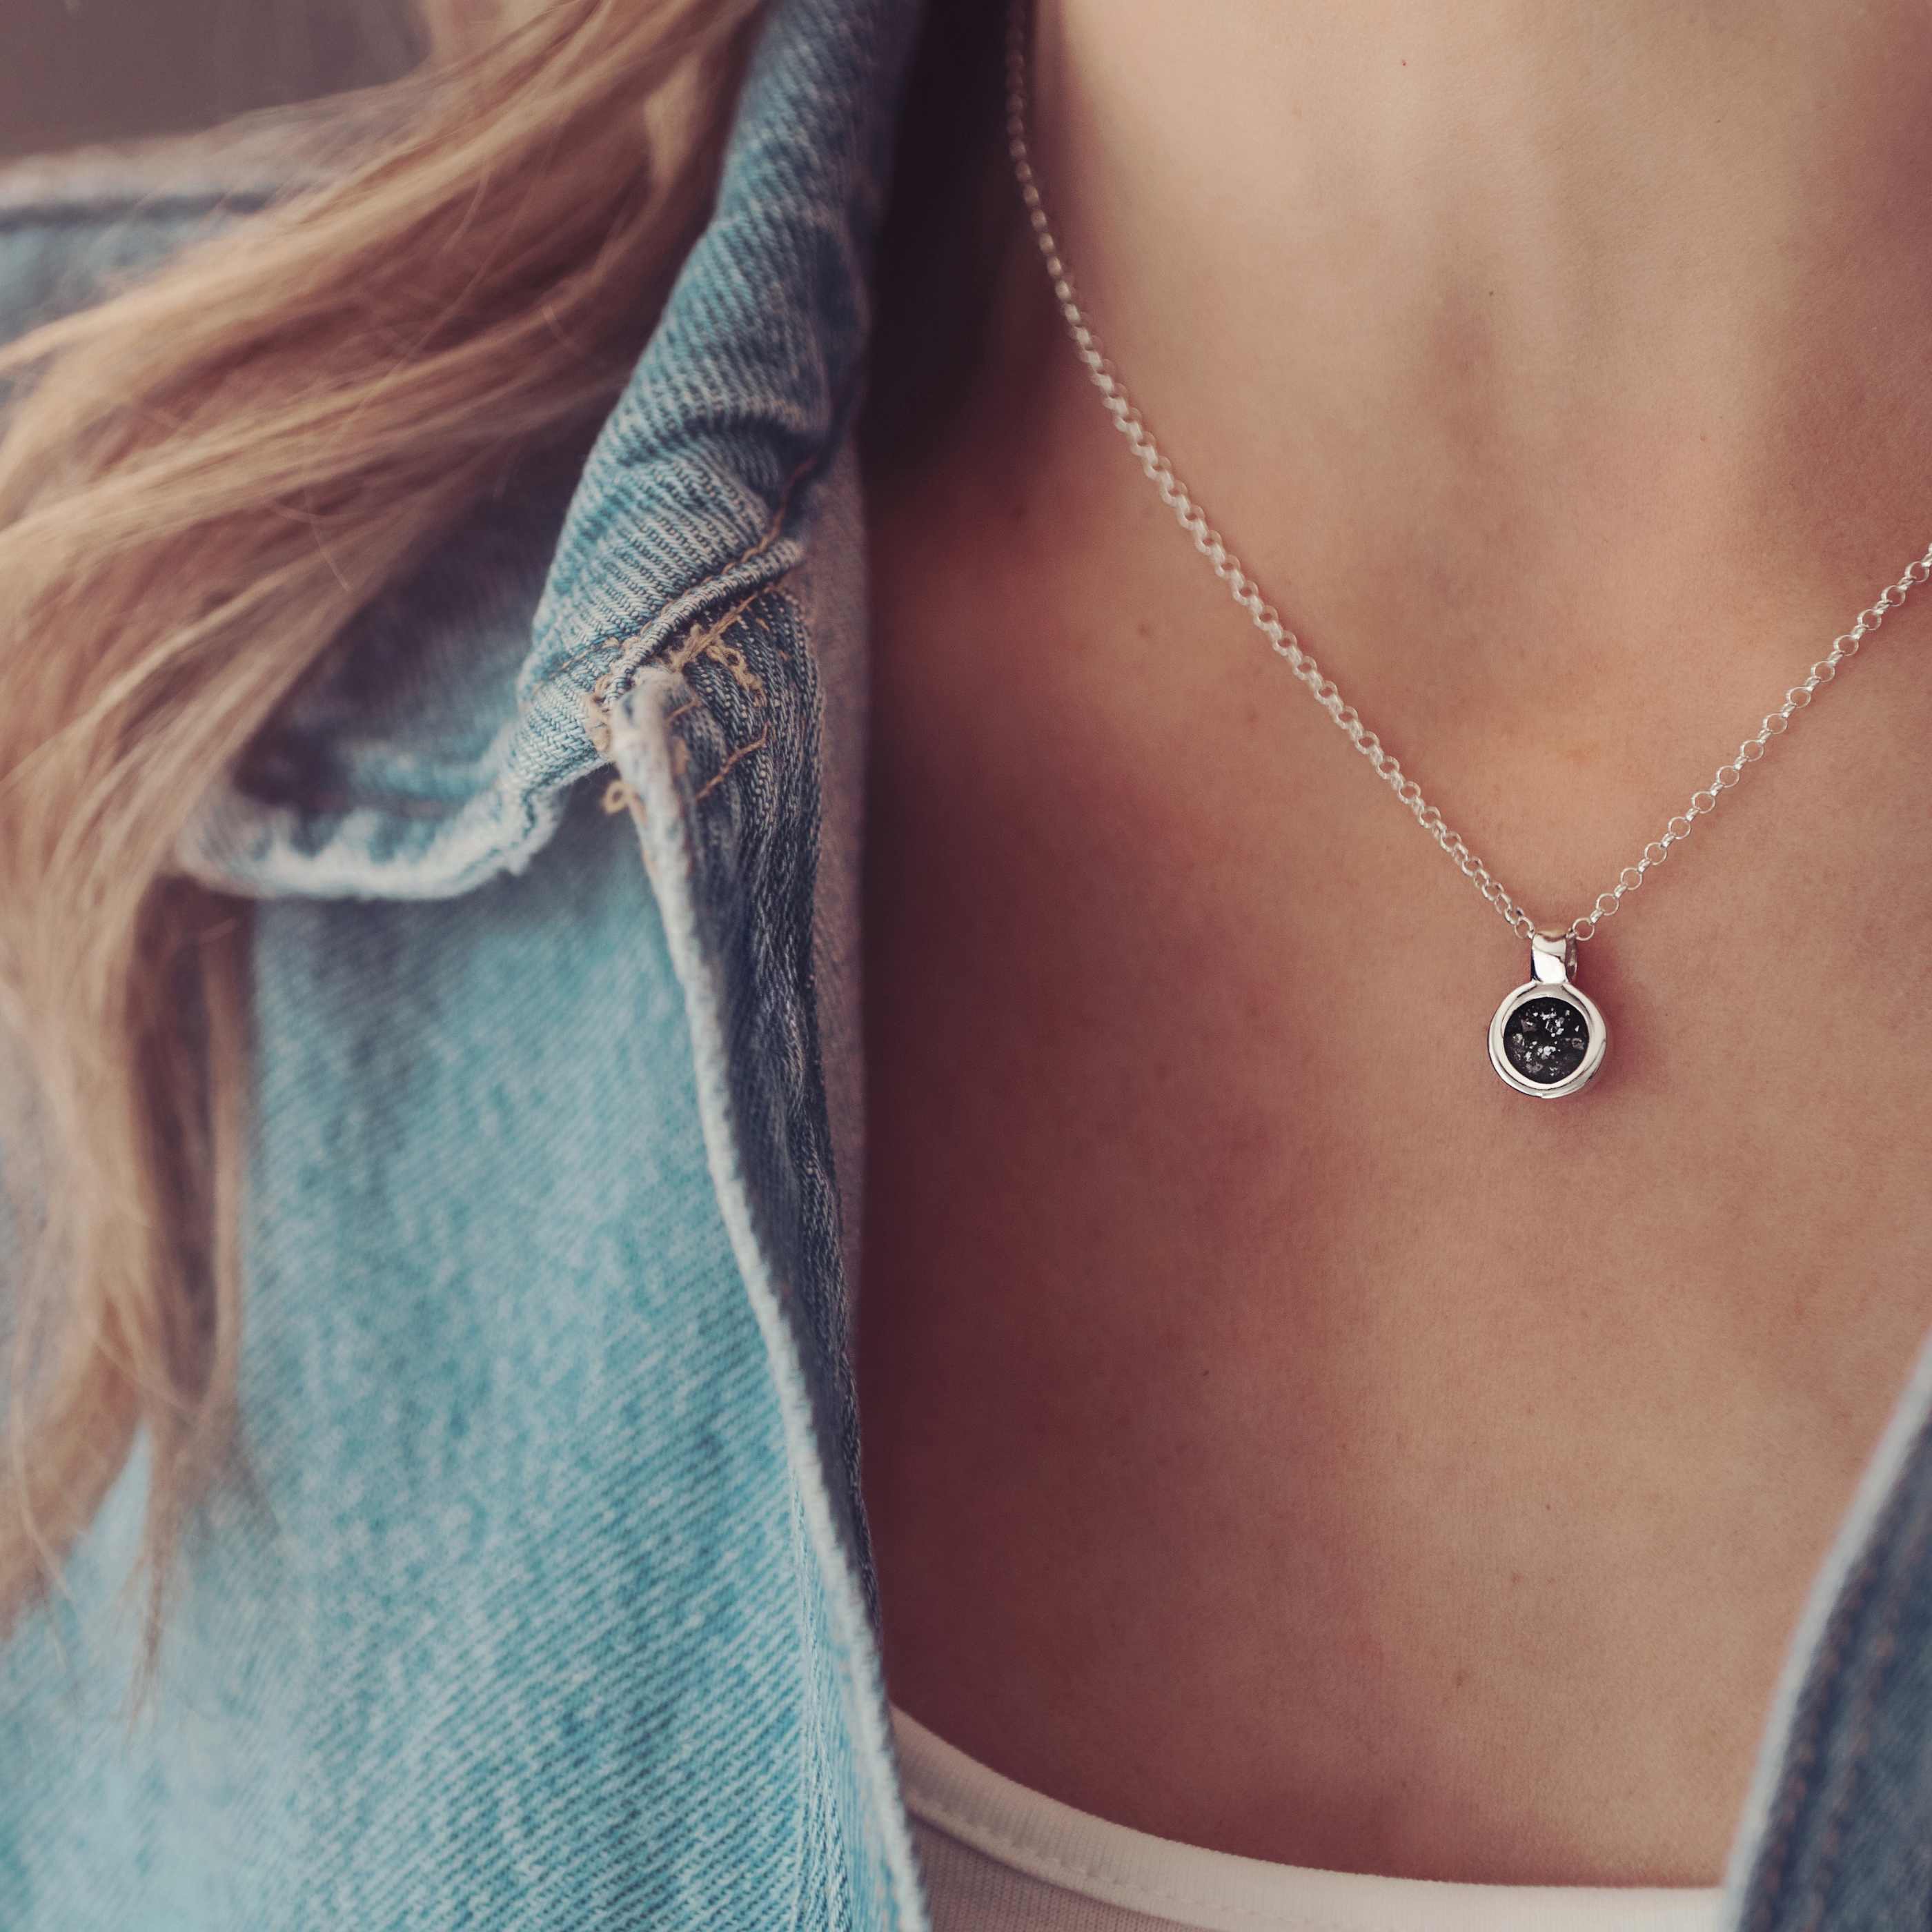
(0, 0), (762, 1634)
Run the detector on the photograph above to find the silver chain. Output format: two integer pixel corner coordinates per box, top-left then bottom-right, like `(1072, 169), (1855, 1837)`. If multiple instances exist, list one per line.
(1004, 2), (1932, 945)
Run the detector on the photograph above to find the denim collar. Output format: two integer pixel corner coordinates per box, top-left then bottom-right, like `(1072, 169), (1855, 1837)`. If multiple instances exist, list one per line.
(181, 0), (916, 911)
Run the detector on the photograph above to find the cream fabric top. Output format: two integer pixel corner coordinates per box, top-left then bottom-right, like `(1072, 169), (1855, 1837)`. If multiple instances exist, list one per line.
(892, 1706), (1731, 1932)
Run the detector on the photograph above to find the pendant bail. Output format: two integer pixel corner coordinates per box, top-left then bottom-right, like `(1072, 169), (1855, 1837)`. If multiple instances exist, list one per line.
(1530, 927), (1576, 986)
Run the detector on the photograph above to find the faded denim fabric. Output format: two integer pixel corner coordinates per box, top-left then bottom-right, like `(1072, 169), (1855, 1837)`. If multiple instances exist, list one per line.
(1726, 1334), (1932, 1929)
(3, 0), (1932, 1926)
(0, 0), (918, 1923)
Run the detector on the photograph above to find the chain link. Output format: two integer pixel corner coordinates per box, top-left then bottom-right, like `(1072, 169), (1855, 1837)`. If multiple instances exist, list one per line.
(1005, 2), (1932, 945)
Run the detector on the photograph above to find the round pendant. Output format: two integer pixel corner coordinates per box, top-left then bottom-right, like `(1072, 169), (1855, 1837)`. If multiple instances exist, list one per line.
(1488, 929), (1607, 1100)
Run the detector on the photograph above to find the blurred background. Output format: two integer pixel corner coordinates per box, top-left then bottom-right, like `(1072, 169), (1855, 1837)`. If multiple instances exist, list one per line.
(4, 0), (421, 160)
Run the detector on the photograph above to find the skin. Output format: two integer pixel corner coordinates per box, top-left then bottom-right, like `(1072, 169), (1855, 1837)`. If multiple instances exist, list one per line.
(857, 0), (1932, 1889)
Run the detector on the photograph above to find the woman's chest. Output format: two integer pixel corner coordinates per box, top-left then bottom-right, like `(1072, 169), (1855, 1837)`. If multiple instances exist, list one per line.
(858, 931), (1932, 1891)
(854, 502), (1932, 1891)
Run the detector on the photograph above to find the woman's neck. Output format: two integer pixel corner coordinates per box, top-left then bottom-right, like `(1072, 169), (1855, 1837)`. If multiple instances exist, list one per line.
(1018, 0), (1932, 698)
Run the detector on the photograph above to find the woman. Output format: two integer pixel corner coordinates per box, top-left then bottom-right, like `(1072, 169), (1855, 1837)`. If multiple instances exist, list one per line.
(2, 0), (1929, 1925)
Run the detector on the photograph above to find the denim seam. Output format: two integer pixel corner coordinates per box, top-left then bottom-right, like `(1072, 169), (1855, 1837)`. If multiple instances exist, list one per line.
(584, 589), (795, 829)
(574, 442), (822, 720)
(217, 582), (785, 863)
(607, 687), (928, 1931)
(241, 593), (775, 831)
(218, 445), (816, 832)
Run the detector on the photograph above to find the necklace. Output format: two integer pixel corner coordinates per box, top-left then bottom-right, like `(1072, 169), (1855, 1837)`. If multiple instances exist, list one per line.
(1004, 2), (1932, 1098)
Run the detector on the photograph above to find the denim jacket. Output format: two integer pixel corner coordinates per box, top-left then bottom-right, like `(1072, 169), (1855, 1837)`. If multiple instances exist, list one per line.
(4, 1), (1932, 1925)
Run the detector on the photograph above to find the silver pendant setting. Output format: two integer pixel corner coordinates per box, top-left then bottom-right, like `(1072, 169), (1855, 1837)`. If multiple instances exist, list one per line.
(1488, 929), (1608, 1100)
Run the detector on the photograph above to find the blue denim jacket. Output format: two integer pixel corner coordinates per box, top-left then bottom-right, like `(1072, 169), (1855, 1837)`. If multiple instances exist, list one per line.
(4, 1), (1932, 1925)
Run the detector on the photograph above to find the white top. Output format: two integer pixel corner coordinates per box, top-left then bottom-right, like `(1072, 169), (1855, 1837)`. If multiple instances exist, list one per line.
(891, 1706), (1731, 1932)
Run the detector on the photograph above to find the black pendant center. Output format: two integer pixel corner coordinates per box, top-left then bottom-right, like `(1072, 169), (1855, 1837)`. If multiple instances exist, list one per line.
(1502, 995), (1591, 1085)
